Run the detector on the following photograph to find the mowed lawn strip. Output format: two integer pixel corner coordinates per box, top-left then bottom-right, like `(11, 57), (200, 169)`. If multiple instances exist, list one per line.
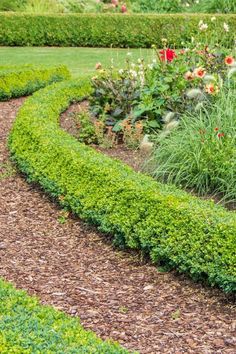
(0, 47), (153, 77)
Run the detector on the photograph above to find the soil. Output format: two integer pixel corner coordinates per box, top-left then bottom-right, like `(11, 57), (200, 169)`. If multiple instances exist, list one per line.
(61, 101), (236, 211)
(0, 98), (236, 354)
(60, 101), (147, 173)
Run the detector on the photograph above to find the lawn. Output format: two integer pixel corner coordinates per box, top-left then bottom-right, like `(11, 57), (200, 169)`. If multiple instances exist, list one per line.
(0, 46), (153, 77)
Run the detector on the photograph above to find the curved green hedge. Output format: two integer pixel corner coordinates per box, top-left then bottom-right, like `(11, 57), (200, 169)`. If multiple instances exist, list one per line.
(0, 279), (129, 353)
(0, 64), (70, 101)
(0, 12), (235, 48)
(9, 79), (236, 294)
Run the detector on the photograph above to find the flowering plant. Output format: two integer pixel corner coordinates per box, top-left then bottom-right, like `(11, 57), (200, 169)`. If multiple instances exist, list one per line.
(132, 31), (235, 135)
(90, 56), (145, 145)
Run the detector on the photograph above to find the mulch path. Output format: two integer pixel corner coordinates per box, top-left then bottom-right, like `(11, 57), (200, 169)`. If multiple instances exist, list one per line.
(0, 98), (236, 354)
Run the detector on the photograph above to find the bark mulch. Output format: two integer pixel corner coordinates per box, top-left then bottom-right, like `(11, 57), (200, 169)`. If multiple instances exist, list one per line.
(0, 98), (236, 354)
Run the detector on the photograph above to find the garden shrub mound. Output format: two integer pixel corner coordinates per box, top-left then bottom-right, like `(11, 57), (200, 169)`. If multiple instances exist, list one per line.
(0, 12), (235, 48)
(0, 279), (128, 353)
(9, 79), (236, 294)
(0, 64), (70, 100)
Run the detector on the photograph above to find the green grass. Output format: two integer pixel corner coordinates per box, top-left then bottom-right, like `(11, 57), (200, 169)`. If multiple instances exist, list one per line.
(0, 47), (153, 77)
(150, 88), (236, 204)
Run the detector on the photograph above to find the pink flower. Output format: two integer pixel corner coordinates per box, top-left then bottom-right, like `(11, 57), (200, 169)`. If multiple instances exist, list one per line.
(194, 67), (206, 78)
(184, 71), (194, 80)
(205, 83), (219, 95)
(95, 62), (102, 70)
(121, 4), (127, 13)
(111, 0), (119, 6)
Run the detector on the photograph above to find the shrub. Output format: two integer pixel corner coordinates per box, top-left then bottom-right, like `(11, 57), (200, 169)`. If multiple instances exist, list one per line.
(90, 57), (144, 132)
(149, 88), (236, 204)
(0, 13), (235, 48)
(0, 64), (70, 101)
(90, 40), (234, 135)
(0, 0), (24, 11)
(193, 0), (236, 14)
(0, 279), (129, 353)
(9, 79), (236, 293)
(22, 0), (65, 13)
(131, 0), (182, 13)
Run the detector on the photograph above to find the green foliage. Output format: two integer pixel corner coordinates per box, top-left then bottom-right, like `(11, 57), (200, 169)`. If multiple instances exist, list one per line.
(22, 0), (65, 13)
(131, 0), (236, 14)
(0, 64), (70, 101)
(192, 0), (236, 14)
(135, 45), (229, 133)
(89, 44), (232, 135)
(75, 110), (97, 144)
(131, 0), (182, 13)
(0, 12), (235, 48)
(150, 88), (236, 204)
(0, 279), (129, 353)
(90, 58), (143, 129)
(9, 79), (236, 293)
(0, 162), (16, 180)
(0, 0), (24, 11)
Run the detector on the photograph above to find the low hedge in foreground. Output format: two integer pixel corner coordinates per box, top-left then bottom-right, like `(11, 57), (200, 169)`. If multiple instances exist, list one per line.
(0, 279), (129, 353)
(9, 79), (236, 293)
(0, 64), (70, 101)
(0, 12), (235, 48)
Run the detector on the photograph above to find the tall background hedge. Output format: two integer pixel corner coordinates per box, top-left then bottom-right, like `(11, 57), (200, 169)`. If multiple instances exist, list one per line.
(0, 13), (235, 48)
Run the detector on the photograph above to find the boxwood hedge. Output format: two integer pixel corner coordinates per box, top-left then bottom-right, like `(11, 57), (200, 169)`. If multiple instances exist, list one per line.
(0, 12), (235, 48)
(0, 64), (70, 100)
(0, 279), (129, 353)
(9, 79), (236, 294)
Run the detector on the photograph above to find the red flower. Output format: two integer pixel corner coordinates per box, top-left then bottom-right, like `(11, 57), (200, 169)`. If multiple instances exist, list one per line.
(160, 48), (177, 62)
(194, 67), (206, 78)
(214, 127), (219, 131)
(217, 133), (225, 138)
(225, 56), (235, 66)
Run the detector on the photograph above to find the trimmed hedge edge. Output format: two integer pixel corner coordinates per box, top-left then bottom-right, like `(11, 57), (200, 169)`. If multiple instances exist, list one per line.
(0, 13), (235, 48)
(0, 64), (70, 100)
(9, 79), (236, 294)
(0, 279), (130, 353)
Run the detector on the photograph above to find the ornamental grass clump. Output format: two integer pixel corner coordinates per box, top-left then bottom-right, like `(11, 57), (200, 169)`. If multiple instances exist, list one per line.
(150, 88), (236, 205)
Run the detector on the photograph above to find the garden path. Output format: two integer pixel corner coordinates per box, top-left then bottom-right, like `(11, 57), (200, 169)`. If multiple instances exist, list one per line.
(0, 99), (235, 354)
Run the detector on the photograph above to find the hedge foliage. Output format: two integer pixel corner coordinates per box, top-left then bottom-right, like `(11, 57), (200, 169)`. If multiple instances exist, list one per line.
(9, 79), (236, 294)
(0, 279), (129, 353)
(0, 12), (235, 48)
(0, 64), (70, 101)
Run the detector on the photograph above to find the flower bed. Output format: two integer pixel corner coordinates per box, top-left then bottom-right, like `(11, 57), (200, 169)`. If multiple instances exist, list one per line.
(9, 78), (236, 294)
(0, 64), (70, 100)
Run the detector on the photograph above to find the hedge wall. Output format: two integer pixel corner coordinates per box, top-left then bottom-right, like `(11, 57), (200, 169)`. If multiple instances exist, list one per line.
(0, 64), (70, 100)
(9, 79), (236, 293)
(0, 12), (235, 48)
(0, 279), (129, 353)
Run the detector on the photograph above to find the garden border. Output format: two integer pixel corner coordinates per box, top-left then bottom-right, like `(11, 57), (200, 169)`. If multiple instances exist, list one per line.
(0, 279), (129, 353)
(0, 12), (235, 48)
(9, 78), (236, 294)
(0, 68), (129, 353)
(0, 64), (70, 100)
